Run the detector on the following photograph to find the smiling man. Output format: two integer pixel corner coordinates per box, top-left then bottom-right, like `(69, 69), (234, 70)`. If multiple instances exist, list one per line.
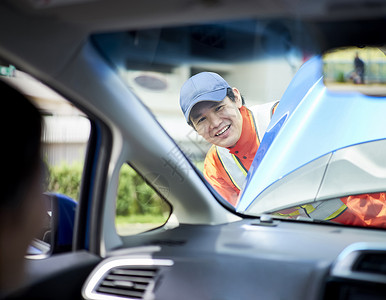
(180, 72), (278, 206)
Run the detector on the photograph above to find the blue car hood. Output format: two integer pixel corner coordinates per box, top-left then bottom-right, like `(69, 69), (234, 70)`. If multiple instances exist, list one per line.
(237, 56), (386, 214)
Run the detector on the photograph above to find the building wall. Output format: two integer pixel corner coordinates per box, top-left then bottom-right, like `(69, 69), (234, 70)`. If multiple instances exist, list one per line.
(42, 115), (90, 166)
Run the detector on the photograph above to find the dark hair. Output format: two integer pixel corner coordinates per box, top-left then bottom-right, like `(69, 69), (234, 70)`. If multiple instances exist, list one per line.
(0, 80), (42, 209)
(226, 87), (245, 105)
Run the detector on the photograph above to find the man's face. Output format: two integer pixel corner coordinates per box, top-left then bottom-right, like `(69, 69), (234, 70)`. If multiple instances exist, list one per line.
(190, 90), (243, 148)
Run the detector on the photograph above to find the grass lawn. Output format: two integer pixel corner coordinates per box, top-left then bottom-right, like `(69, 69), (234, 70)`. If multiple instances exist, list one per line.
(115, 214), (169, 236)
(116, 214), (168, 224)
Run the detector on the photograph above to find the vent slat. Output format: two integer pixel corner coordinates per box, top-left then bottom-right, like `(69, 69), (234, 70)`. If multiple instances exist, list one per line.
(97, 286), (144, 298)
(93, 265), (161, 299)
(86, 259), (173, 300)
(100, 280), (148, 290)
(106, 274), (153, 283)
(112, 269), (157, 277)
(354, 253), (386, 275)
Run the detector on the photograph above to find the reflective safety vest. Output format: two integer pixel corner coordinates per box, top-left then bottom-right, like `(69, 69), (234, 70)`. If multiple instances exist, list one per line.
(215, 101), (278, 191)
(275, 198), (348, 221)
(215, 101), (349, 222)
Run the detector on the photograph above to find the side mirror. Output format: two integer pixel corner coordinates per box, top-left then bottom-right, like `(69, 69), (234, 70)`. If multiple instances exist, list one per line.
(26, 193), (77, 258)
(323, 46), (386, 96)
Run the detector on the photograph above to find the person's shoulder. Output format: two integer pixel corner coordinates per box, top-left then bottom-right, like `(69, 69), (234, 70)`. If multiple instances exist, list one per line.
(204, 145), (218, 162)
(203, 145), (224, 177)
(205, 145), (230, 169)
(249, 100), (279, 111)
(249, 101), (279, 119)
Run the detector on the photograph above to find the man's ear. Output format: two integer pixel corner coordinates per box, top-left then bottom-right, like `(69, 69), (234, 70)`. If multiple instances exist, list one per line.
(232, 87), (243, 108)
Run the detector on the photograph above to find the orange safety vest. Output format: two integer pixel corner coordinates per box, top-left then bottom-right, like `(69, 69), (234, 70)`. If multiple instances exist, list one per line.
(204, 104), (386, 228)
(276, 194), (386, 228)
(204, 102), (278, 205)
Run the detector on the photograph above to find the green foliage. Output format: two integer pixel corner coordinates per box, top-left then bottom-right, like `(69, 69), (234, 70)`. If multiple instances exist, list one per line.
(335, 71), (346, 83)
(48, 162), (83, 201)
(116, 164), (170, 217)
(47, 162), (170, 218)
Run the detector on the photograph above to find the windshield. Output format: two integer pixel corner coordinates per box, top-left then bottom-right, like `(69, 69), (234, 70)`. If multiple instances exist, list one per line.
(91, 18), (386, 229)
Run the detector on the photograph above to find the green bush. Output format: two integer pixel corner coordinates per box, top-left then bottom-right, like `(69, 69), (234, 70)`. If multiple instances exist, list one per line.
(48, 162), (83, 201)
(48, 162), (170, 217)
(116, 164), (170, 217)
(335, 71), (346, 83)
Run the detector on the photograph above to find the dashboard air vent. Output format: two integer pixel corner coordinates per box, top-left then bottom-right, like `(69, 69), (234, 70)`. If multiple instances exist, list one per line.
(331, 243), (386, 284)
(96, 266), (158, 299)
(82, 257), (173, 300)
(353, 252), (386, 275)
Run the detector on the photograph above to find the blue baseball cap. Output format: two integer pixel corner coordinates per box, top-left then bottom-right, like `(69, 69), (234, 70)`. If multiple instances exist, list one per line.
(179, 72), (230, 123)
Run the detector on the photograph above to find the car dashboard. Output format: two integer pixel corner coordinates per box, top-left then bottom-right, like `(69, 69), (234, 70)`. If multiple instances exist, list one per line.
(82, 219), (386, 300)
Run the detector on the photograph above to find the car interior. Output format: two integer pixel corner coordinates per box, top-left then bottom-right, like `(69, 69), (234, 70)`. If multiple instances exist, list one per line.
(1, 0), (386, 299)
